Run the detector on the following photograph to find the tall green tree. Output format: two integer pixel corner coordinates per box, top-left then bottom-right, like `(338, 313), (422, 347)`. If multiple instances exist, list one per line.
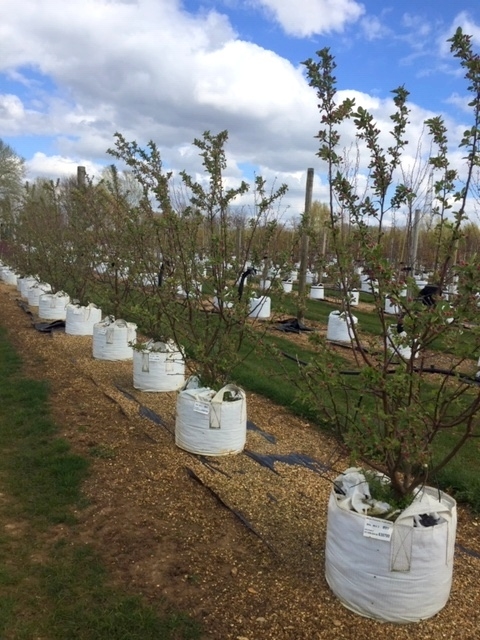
(0, 139), (25, 241)
(0, 139), (24, 199)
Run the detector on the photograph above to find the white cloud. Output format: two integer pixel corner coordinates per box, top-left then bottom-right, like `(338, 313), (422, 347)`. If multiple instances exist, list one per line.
(437, 11), (480, 57)
(0, 0), (317, 160)
(444, 92), (471, 113)
(26, 152), (102, 181)
(359, 15), (392, 41)
(195, 41), (302, 115)
(0, 94), (25, 131)
(251, 0), (365, 37)
(0, 0), (478, 221)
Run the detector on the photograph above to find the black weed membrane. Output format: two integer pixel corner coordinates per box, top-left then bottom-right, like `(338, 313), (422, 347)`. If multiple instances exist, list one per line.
(246, 420), (277, 444)
(274, 318), (314, 334)
(17, 298), (66, 333)
(33, 320), (66, 333)
(244, 450), (331, 475)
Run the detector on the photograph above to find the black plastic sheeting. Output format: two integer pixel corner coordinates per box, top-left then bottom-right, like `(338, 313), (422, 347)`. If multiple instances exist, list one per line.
(33, 320), (66, 333)
(115, 384), (173, 434)
(115, 386), (136, 402)
(114, 385), (332, 482)
(16, 299), (33, 317)
(274, 317), (314, 333)
(244, 450), (331, 475)
(16, 297), (65, 333)
(456, 543), (480, 560)
(246, 420), (277, 444)
(197, 456), (231, 477)
(139, 405), (170, 429)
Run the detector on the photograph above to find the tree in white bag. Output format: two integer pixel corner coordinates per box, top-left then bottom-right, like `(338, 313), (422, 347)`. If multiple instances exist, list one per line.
(175, 376), (246, 456)
(325, 477), (456, 623)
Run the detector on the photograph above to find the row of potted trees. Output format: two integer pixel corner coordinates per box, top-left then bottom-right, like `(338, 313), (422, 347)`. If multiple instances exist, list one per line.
(0, 265), (249, 457)
(298, 27), (480, 622)
(2, 29), (480, 623)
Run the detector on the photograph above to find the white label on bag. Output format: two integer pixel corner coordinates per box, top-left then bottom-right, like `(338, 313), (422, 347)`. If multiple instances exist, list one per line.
(193, 401), (210, 415)
(363, 517), (393, 541)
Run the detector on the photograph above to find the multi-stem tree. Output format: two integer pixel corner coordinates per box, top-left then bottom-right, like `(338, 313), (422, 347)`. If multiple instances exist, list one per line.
(301, 28), (480, 501)
(108, 130), (289, 388)
(11, 176), (107, 303)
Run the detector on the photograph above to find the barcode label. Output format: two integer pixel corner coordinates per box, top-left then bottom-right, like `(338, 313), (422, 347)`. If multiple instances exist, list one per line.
(363, 517), (393, 541)
(193, 402), (210, 415)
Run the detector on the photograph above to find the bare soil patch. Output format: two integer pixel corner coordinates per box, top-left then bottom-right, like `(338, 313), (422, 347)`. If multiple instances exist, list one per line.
(0, 282), (479, 639)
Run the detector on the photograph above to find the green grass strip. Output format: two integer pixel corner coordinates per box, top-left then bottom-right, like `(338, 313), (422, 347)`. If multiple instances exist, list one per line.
(0, 333), (89, 525)
(0, 327), (201, 639)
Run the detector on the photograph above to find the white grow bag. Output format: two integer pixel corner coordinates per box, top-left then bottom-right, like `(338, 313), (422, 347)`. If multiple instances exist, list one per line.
(387, 325), (418, 360)
(385, 295), (401, 315)
(360, 276), (379, 294)
(38, 291), (71, 320)
(259, 278), (271, 291)
(249, 296), (271, 319)
(1, 269), (19, 286)
(133, 340), (185, 392)
(213, 290), (234, 310)
(27, 282), (52, 307)
(347, 289), (359, 306)
(65, 303), (102, 335)
(19, 276), (38, 298)
(175, 376), (246, 456)
(177, 281), (202, 299)
(415, 279), (429, 290)
(92, 318), (137, 361)
(138, 273), (158, 287)
(281, 280), (293, 293)
(213, 296), (234, 310)
(325, 483), (456, 623)
(327, 310), (358, 342)
(310, 284), (325, 300)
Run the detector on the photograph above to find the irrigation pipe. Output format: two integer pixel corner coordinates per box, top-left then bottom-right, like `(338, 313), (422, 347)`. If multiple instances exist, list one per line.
(279, 349), (480, 385)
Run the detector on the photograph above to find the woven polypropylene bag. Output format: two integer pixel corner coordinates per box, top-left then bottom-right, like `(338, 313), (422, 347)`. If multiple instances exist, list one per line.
(66, 303), (102, 336)
(325, 485), (456, 623)
(175, 377), (246, 455)
(38, 291), (70, 320)
(326, 311), (358, 342)
(92, 318), (137, 360)
(133, 341), (185, 392)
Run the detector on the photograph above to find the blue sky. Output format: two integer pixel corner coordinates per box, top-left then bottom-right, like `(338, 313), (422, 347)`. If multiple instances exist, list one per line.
(1, 0), (480, 221)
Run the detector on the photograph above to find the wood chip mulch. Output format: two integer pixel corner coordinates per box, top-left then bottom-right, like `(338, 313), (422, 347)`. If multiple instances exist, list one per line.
(0, 282), (479, 640)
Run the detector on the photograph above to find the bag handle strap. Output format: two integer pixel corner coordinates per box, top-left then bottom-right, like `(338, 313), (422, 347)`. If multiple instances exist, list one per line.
(210, 385), (246, 429)
(212, 384), (246, 404)
(391, 490), (455, 572)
